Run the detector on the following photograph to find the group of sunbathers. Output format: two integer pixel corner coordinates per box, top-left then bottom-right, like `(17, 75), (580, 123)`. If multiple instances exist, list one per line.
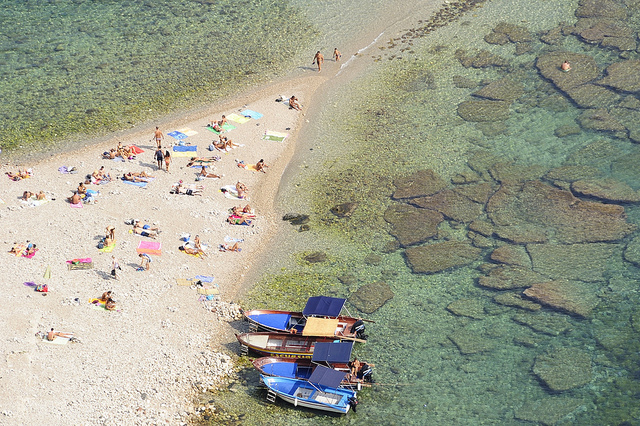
(66, 181), (98, 204)
(21, 190), (46, 201)
(98, 290), (116, 310)
(132, 221), (159, 238)
(9, 241), (37, 257)
(122, 171), (154, 182)
(103, 142), (136, 160)
(171, 181), (204, 196)
(227, 204), (255, 225)
(91, 166), (112, 183)
(209, 115), (228, 132)
(210, 134), (240, 152)
(6, 168), (32, 181)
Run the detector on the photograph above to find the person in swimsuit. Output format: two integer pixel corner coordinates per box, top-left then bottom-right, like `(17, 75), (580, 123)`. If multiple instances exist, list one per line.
(100, 291), (112, 302)
(47, 328), (73, 341)
(133, 227), (157, 238)
(236, 181), (248, 199)
(312, 51), (324, 71)
(333, 48), (341, 62)
(289, 96), (302, 111)
(561, 60), (571, 72)
(68, 192), (82, 204)
(199, 166), (222, 179)
(152, 126), (164, 148)
(164, 150), (171, 172)
(21, 190), (34, 201)
(155, 147), (164, 170)
(179, 245), (207, 258)
(139, 253), (152, 270)
(255, 159), (268, 173)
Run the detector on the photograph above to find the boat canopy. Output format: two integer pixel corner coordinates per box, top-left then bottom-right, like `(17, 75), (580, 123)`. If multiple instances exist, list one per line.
(308, 365), (347, 389)
(301, 317), (338, 337)
(311, 341), (354, 363)
(247, 312), (291, 330)
(302, 296), (346, 317)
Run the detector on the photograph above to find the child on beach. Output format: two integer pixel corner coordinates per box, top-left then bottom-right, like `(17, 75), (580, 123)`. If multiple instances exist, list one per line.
(139, 253), (151, 270)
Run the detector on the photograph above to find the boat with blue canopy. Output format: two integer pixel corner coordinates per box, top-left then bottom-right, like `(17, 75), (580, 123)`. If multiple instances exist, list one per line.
(252, 341), (374, 388)
(243, 296), (368, 341)
(261, 365), (358, 414)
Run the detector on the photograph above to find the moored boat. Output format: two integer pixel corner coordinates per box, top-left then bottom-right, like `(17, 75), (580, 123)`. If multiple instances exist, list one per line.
(236, 332), (336, 359)
(252, 341), (373, 388)
(261, 366), (358, 414)
(243, 296), (368, 341)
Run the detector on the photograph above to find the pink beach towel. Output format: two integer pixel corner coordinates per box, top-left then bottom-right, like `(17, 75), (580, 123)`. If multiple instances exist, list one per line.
(136, 241), (162, 255)
(66, 258), (92, 264)
(69, 202), (83, 208)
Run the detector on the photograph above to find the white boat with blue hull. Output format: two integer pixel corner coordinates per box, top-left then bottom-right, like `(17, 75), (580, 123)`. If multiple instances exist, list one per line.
(261, 366), (357, 414)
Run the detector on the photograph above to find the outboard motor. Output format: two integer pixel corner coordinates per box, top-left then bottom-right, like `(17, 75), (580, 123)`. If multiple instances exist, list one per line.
(358, 363), (374, 383)
(350, 319), (367, 340)
(348, 396), (358, 413)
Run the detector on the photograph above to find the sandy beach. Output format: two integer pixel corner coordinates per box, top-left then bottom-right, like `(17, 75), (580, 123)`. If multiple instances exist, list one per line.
(0, 73), (329, 424)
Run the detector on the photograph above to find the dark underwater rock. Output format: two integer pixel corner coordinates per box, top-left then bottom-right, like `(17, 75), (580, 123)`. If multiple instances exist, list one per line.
(490, 245), (531, 268)
(348, 281), (393, 314)
(478, 265), (548, 290)
(533, 347), (592, 391)
(527, 243), (618, 282)
(523, 279), (600, 317)
(536, 51), (599, 92)
(575, 0), (627, 20)
(493, 292), (541, 311)
(597, 60), (640, 92)
(571, 177), (640, 202)
(392, 169), (447, 200)
(330, 202), (358, 218)
(383, 204), (443, 247)
(457, 100), (511, 122)
(446, 298), (486, 319)
(409, 189), (484, 223)
(303, 251), (327, 263)
(404, 241), (481, 274)
(577, 108), (626, 132)
(472, 77), (524, 102)
(515, 398), (584, 425)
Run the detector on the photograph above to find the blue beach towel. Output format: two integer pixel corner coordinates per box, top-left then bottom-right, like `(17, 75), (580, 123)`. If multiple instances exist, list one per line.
(167, 131), (188, 140)
(172, 145), (197, 152)
(241, 109), (263, 119)
(121, 179), (147, 188)
(194, 275), (214, 283)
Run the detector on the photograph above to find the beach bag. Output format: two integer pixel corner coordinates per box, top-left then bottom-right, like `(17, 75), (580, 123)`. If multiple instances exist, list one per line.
(36, 284), (48, 292)
(111, 269), (116, 276)
(97, 242), (104, 249)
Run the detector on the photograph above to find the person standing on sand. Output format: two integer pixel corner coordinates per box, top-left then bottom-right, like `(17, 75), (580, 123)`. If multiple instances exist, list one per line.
(155, 147), (164, 170)
(152, 126), (164, 148)
(312, 51), (324, 72)
(164, 149), (171, 173)
(111, 255), (121, 280)
(333, 48), (341, 62)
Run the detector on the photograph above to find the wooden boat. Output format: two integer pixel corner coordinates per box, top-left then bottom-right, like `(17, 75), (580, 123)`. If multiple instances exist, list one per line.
(252, 341), (373, 388)
(236, 332), (336, 359)
(261, 367), (357, 414)
(243, 296), (367, 341)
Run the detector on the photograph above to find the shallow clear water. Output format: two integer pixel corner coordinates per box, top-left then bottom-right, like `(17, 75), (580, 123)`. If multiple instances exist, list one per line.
(0, 0), (316, 155)
(212, 0), (640, 424)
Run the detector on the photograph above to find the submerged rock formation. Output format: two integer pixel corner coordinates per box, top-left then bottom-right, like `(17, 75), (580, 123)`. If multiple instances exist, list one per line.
(533, 347), (592, 391)
(523, 280), (600, 317)
(404, 240), (481, 274)
(348, 281), (394, 314)
(384, 204), (443, 247)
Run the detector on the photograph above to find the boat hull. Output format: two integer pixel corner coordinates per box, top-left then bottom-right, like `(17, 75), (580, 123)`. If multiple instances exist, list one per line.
(236, 332), (336, 359)
(253, 357), (364, 388)
(261, 375), (354, 414)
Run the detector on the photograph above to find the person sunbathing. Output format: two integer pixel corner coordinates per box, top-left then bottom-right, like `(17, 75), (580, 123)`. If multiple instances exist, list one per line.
(25, 243), (37, 256)
(186, 156), (220, 167)
(77, 182), (87, 196)
(123, 172), (153, 182)
(67, 192), (82, 204)
(21, 191), (34, 201)
(47, 328), (73, 341)
(255, 159), (268, 173)
(133, 227), (157, 238)
(174, 182), (204, 196)
(199, 166), (222, 179)
(9, 243), (25, 255)
(236, 181), (248, 199)
(227, 214), (252, 225)
(7, 168), (31, 181)
(231, 205), (255, 217)
(100, 291), (112, 302)
(36, 191), (46, 201)
(219, 242), (241, 252)
(134, 221), (159, 232)
(105, 298), (116, 311)
(289, 95), (302, 111)
(179, 245), (207, 257)
(210, 115), (228, 131)
(104, 149), (117, 159)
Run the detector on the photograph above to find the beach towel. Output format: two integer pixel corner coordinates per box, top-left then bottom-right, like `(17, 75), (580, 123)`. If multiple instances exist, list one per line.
(207, 123), (236, 134)
(58, 166), (77, 174)
(68, 262), (93, 270)
(137, 241), (162, 255)
(88, 298), (119, 311)
(226, 113), (251, 124)
(236, 161), (259, 172)
(43, 333), (73, 345)
(168, 130), (188, 140)
(220, 185), (248, 200)
(176, 278), (193, 286)
(98, 240), (116, 253)
(10, 243), (26, 256)
(22, 196), (52, 207)
(121, 179), (147, 188)
(112, 157), (125, 162)
(194, 275), (215, 283)
(66, 257), (92, 264)
(172, 145), (198, 157)
(261, 130), (288, 142)
(224, 236), (244, 243)
(129, 145), (144, 154)
(197, 287), (220, 295)
(178, 127), (198, 137)
(241, 109), (263, 119)
(69, 201), (84, 208)
(23, 249), (38, 259)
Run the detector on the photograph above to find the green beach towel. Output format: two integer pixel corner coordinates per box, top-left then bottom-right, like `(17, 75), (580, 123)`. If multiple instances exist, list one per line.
(207, 123), (236, 134)
(261, 130), (288, 142)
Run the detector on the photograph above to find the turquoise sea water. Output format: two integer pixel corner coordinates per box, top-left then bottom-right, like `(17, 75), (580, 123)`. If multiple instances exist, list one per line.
(211, 0), (640, 425)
